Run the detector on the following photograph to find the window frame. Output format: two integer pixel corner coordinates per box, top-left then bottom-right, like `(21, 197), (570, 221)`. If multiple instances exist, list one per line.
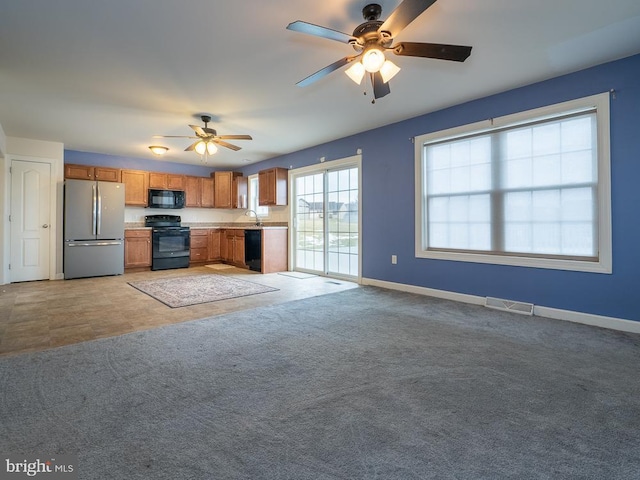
(414, 92), (612, 274)
(248, 174), (269, 218)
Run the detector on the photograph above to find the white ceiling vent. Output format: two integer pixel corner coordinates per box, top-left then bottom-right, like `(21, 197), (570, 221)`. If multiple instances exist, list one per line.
(485, 297), (534, 316)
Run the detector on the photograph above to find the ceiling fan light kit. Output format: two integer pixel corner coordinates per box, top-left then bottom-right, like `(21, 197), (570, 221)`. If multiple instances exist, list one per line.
(153, 114), (252, 163)
(286, 0), (472, 100)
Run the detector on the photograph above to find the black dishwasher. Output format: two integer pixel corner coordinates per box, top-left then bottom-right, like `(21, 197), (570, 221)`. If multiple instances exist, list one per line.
(244, 230), (261, 272)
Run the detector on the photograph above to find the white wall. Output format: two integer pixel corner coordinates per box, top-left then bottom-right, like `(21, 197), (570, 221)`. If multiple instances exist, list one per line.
(0, 123), (6, 156)
(0, 123), (6, 283)
(1, 137), (64, 284)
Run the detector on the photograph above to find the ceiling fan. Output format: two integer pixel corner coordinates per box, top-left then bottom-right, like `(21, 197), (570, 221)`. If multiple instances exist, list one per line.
(286, 0), (472, 100)
(153, 115), (252, 156)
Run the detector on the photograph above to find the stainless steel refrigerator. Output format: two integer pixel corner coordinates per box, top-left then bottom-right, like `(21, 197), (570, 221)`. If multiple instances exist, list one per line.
(64, 179), (125, 279)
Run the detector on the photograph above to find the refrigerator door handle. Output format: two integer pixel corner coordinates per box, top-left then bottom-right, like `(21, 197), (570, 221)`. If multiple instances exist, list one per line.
(96, 183), (102, 235)
(92, 183), (98, 236)
(67, 241), (123, 247)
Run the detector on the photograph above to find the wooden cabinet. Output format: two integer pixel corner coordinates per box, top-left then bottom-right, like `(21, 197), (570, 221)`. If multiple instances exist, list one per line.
(235, 176), (248, 209)
(190, 229), (210, 263)
(65, 164), (121, 182)
(221, 229), (245, 266)
(149, 172), (185, 190)
(258, 167), (288, 206)
(201, 177), (215, 208)
(121, 169), (149, 206)
(261, 229), (288, 273)
(186, 227), (286, 271)
(185, 176), (215, 208)
(209, 229), (221, 260)
(124, 230), (151, 268)
(185, 176), (201, 208)
(213, 171), (245, 209)
(233, 233), (245, 265)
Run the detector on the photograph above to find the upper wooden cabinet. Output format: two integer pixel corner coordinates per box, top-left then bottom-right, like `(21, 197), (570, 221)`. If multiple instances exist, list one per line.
(201, 177), (215, 208)
(185, 176), (215, 208)
(65, 164), (121, 182)
(258, 167), (288, 206)
(148, 172), (185, 190)
(121, 169), (149, 206)
(185, 176), (201, 208)
(213, 171), (245, 209)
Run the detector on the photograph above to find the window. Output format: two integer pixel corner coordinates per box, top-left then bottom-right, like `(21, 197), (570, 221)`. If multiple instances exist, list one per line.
(415, 93), (611, 273)
(248, 174), (269, 218)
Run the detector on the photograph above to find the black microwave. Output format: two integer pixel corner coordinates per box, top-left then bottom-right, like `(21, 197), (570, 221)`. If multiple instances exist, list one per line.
(148, 189), (185, 209)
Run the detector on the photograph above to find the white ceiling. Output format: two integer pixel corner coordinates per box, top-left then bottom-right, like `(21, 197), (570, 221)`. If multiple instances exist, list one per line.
(1, 0), (640, 168)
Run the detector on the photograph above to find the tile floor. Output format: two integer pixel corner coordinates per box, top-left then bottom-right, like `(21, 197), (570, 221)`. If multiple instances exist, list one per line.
(0, 266), (359, 357)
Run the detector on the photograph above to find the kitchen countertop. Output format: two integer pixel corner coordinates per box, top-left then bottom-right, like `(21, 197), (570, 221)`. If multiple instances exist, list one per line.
(125, 223), (288, 230)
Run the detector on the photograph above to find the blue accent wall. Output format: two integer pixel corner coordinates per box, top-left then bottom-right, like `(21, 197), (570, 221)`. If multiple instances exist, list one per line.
(64, 150), (216, 177)
(243, 54), (640, 322)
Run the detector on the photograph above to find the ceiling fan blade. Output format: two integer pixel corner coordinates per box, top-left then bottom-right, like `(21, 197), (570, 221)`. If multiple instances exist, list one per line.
(296, 56), (355, 87)
(371, 72), (391, 99)
(184, 141), (200, 152)
(189, 125), (206, 136)
(393, 42), (472, 62)
(217, 135), (253, 140)
(152, 135), (198, 139)
(214, 139), (242, 151)
(286, 20), (353, 44)
(380, 0), (437, 38)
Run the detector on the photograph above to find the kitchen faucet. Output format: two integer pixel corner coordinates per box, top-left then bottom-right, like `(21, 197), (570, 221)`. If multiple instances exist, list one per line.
(245, 209), (263, 227)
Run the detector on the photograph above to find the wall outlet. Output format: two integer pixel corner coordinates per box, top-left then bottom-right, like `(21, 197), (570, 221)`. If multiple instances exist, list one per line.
(391, 255), (397, 265)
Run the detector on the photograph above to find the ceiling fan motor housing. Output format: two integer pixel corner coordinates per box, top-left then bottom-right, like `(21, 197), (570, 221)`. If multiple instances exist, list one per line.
(362, 3), (382, 21)
(352, 3), (392, 51)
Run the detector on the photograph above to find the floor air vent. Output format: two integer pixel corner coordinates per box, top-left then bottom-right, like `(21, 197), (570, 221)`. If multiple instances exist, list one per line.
(485, 297), (534, 316)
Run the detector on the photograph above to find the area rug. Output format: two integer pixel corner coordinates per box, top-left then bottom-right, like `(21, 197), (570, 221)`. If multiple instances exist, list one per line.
(205, 263), (235, 270)
(128, 274), (278, 307)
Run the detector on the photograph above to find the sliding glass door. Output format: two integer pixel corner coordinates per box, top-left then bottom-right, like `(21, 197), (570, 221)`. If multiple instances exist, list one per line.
(292, 156), (361, 279)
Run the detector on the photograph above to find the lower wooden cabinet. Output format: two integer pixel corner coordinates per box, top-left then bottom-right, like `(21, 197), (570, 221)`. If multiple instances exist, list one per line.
(190, 228), (223, 263)
(190, 229), (210, 262)
(209, 229), (221, 260)
(188, 227), (287, 272)
(124, 230), (151, 268)
(217, 229), (245, 266)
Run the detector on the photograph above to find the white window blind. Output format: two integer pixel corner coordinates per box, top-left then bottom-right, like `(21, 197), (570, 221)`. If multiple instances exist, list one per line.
(415, 93), (611, 273)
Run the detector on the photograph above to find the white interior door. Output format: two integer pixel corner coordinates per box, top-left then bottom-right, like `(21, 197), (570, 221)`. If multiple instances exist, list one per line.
(10, 159), (51, 282)
(292, 156), (360, 279)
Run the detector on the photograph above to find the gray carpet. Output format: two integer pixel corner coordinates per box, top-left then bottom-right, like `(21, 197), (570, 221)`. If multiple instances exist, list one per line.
(1, 287), (639, 479)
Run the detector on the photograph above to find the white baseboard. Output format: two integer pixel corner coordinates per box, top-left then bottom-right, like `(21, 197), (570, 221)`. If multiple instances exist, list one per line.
(361, 277), (640, 335)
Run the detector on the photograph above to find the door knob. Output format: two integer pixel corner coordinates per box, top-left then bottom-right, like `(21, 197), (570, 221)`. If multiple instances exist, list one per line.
(42, 224), (49, 228)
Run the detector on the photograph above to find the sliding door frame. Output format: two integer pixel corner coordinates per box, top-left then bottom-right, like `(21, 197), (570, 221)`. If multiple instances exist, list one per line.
(288, 154), (362, 282)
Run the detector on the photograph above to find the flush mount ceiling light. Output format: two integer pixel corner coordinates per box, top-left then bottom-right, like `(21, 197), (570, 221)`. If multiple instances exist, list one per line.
(153, 115), (252, 163)
(148, 145), (169, 155)
(287, 1), (472, 101)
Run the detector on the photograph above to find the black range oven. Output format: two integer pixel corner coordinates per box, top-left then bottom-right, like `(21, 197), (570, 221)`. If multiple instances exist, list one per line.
(145, 215), (190, 271)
